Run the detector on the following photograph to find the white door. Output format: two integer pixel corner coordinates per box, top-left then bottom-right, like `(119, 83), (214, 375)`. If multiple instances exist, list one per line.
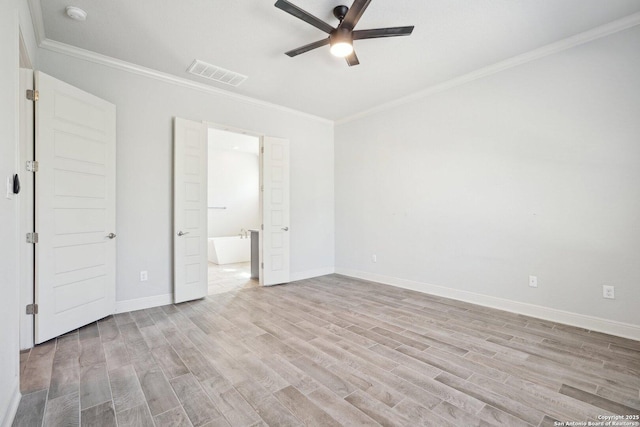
(35, 71), (117, 344)
(173, 117), (208, 303)
(260, 137), (290, 286)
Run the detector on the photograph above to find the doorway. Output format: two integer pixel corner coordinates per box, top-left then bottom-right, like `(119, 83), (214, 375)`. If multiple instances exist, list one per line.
(206, 128), (260, 295)
(174, 119), (290, 302)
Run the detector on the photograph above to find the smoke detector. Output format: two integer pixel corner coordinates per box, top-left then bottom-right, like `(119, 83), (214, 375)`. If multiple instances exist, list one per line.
(65, 6), (87, 21)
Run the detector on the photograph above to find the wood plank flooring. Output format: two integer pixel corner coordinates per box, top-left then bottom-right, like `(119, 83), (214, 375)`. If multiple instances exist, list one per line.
(13, 274), (640, 426)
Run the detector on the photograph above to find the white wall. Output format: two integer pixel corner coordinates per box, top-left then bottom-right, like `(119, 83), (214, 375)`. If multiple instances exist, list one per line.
(37, 49), (335, 303)
(208, 144), (260, 238)
(335, 26), (640, 332)
(0, 0), (23, 424)
(18, 0), (37, 70)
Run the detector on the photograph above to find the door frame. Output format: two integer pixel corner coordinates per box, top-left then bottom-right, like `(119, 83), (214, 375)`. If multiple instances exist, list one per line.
(18, 67), (34, 350)
(18, 27), (35, 349)
(204, 121), (280, 287)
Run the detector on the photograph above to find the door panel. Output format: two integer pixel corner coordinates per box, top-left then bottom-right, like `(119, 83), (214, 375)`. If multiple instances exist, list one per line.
(174, 118), (208, 303)
(260, 137), (290, 286)
(35, 71), (116, 344)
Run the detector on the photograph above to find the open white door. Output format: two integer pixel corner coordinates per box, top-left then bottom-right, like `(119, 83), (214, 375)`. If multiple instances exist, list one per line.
(260, 137), (290, 286)
(35, 71), (116, 344)
(173, 118), (208, 303)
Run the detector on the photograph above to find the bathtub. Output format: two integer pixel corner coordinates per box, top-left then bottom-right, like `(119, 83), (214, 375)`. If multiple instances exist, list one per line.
(208, 236), (251, 265)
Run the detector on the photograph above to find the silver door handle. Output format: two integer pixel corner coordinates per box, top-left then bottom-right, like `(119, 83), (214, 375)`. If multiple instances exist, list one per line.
(281, 227), (289, 231)
(177, 231), (189, 236)
(107, 233), (116, 239)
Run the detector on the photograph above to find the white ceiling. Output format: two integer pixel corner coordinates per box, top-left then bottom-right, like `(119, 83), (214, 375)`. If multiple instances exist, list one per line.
(36, 0), (640, 120)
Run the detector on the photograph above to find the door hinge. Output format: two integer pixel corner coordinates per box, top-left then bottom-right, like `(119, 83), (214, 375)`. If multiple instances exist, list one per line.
(26, 89), (39, 101)
(261, 147), (264, 154)
(261, 224), (264, 230)
(260, 185), (263, 192)
(26, 232), (38, 244)
(26, 304), (38, 315)
(26, 160), (38, 172)
(261, 262), (264, 269)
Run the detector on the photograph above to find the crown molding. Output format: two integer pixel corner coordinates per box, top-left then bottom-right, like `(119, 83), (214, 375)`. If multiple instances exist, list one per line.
(26, 0), (640, 126)
(336, 11), (640, 125)
(37, 39), (333, 124)
(27, 0), (332, 125)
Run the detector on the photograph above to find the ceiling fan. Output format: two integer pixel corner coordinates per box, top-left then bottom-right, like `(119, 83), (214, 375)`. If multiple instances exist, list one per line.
(274, 0), (414, 66)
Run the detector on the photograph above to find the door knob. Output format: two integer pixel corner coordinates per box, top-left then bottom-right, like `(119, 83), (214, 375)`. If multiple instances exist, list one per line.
(281, 227), (289, 231)
(107, 233), (116, 239)
(177, 231), (189, 236)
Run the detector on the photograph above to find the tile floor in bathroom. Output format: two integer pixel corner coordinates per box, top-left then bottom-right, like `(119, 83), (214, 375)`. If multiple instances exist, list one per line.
(208, 262), (259, 296)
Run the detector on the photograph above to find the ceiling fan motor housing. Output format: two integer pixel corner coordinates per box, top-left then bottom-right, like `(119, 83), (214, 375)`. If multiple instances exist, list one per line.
(330, 27), (353, 46)
(333, 5), (349, 22)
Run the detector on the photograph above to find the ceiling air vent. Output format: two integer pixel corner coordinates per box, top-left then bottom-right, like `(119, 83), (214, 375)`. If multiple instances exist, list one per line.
(187, 60), (248, 87)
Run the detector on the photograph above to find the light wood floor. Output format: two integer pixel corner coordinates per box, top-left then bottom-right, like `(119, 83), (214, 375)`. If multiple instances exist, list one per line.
(13, 274), (640, 426)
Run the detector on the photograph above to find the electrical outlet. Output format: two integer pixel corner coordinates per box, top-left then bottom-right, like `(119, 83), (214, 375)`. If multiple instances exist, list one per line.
(372, 254), (377, 263)
(529, 275), (538, 288)
(140, 271), (148, 282)
(603, 285), (615, 299)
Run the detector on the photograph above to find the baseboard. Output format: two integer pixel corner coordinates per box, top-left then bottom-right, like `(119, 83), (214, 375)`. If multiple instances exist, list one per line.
(1, 380), (21, 427)
(290, 266), (336, 282)
(335, 268), (640, 341)
(115, 293), (174, 313)
(113, 269), (336, 311)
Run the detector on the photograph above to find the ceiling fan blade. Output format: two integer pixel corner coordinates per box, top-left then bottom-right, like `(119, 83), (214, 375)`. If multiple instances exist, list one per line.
(274, 0), (335, 34)
(340, 0), (372, 30)
(353, 26), (414, 40)
(345, 50), (360, 66)
(285, 38), (330, 57)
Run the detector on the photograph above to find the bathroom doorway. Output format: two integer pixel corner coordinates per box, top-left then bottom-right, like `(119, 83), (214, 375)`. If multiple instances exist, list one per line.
(207, 127), (261, 295)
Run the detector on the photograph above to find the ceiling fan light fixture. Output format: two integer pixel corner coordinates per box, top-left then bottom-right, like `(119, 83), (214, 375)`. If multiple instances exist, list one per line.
(274, 0), (415, 66)
(330, 42), (353, 57)
(330, 28), (353, 58)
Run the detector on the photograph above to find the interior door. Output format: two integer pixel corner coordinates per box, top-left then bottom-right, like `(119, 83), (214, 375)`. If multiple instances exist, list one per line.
(35, 71), (117, 344)
(260, 137), (290, 286)
(173, 117), (208, 303)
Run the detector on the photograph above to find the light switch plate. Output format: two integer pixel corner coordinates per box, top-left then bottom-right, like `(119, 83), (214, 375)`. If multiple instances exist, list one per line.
(6, 176), (14, 200)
